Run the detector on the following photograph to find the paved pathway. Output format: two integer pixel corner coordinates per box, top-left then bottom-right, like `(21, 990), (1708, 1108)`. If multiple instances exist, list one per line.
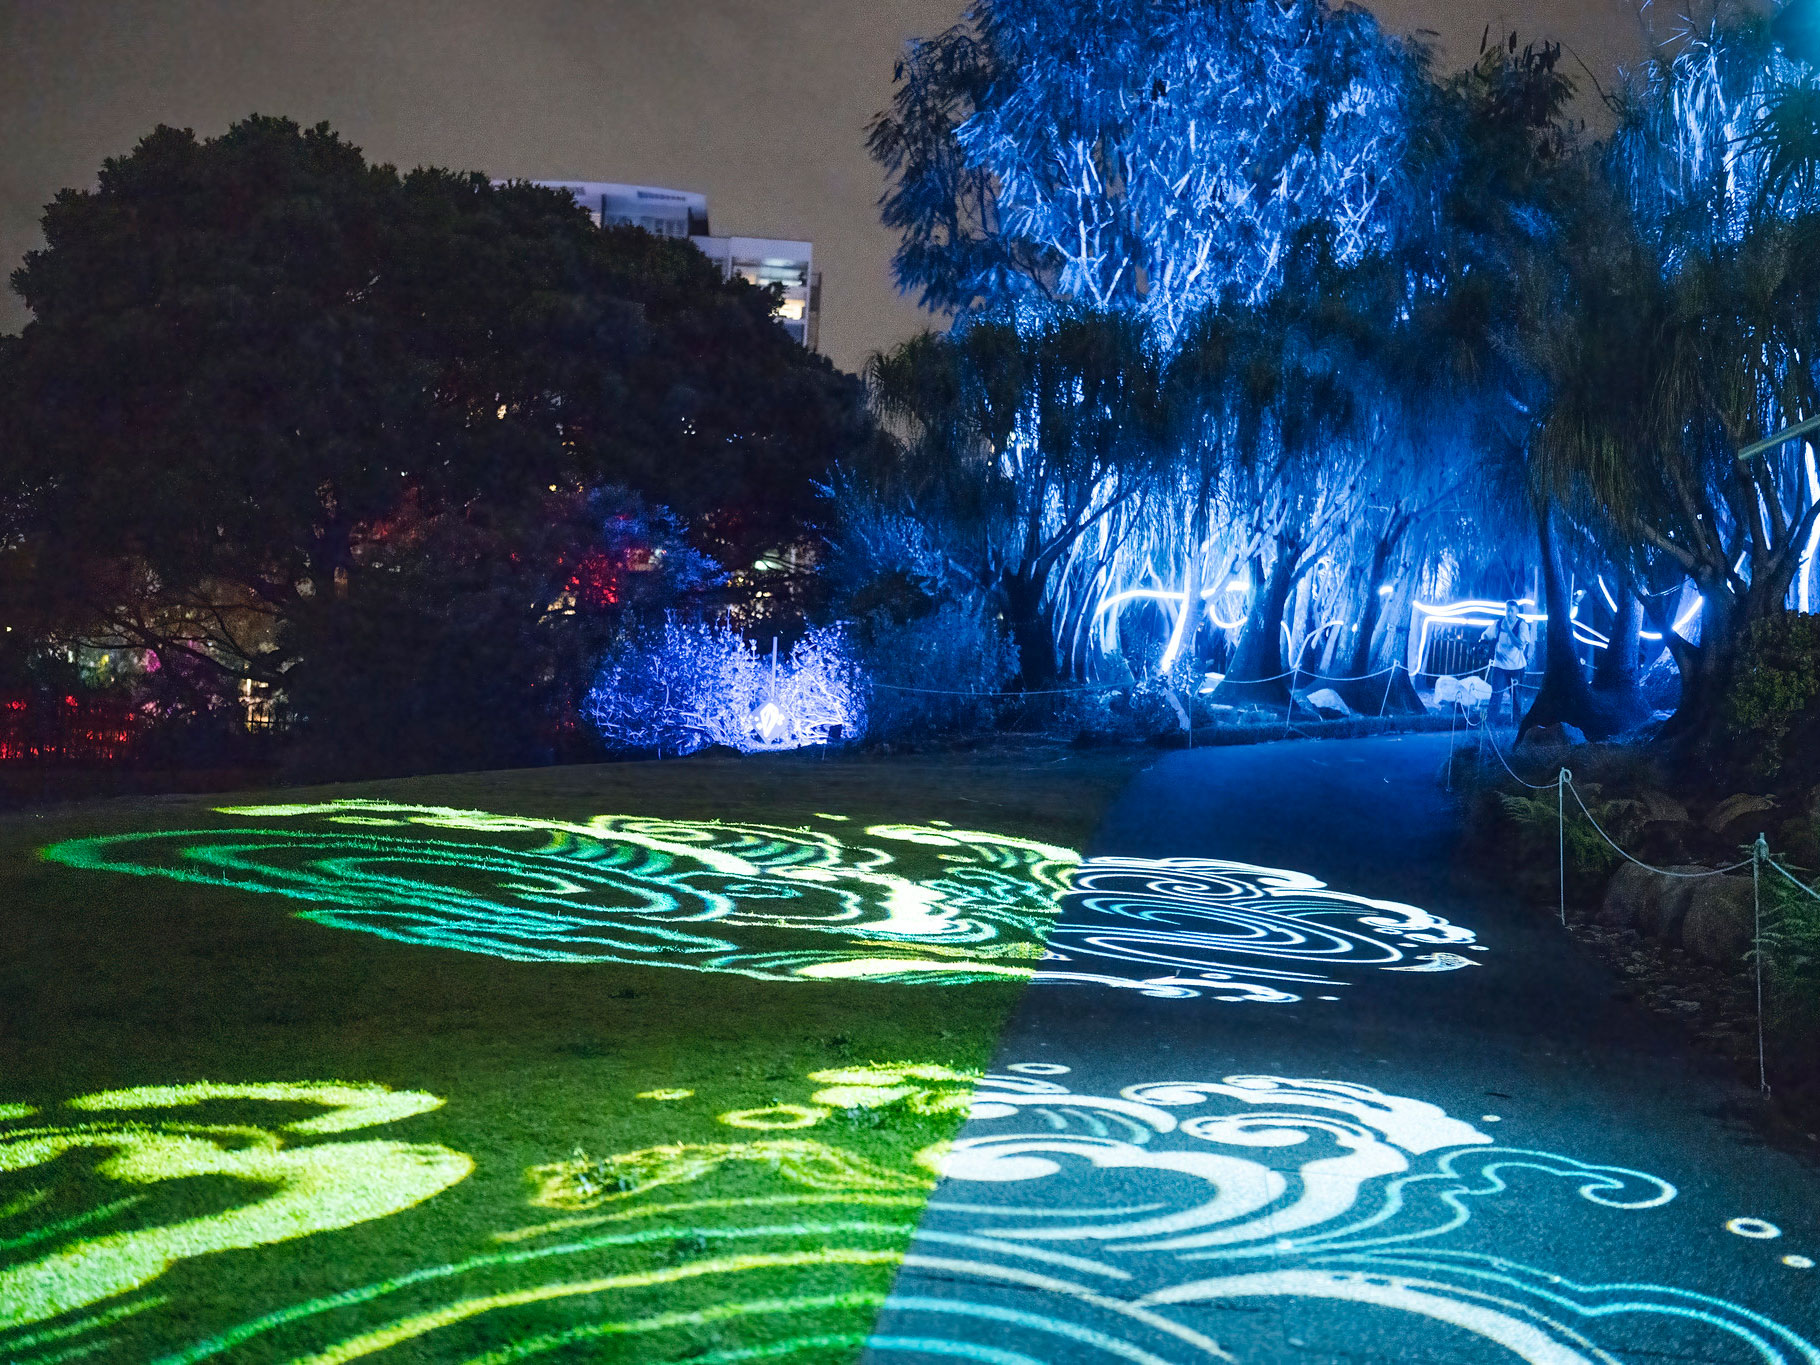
(866, 734), (1820, 1364)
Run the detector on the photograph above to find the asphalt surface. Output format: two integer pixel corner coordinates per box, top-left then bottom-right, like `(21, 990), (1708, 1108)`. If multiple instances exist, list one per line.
(865, 734), (1820, 1365)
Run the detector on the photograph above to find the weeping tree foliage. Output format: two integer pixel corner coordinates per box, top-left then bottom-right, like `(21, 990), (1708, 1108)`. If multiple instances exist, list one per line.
(1612, 13), (1820, 241)
(865, 0), (1420, 693)
(1407, 32), (1608, 735)
(858, 0), (1820, 754)
(1514, 12), (1820, 754)
(1526, 204), (1820, 745)
(864, 307), (1164, 688)
(1200, 262), (1388, 705)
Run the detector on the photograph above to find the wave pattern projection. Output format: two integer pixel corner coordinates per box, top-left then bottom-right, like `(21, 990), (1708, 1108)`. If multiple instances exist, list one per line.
(102, 1064), (978, 1364)
(45, 806), (1485, 1004)
(867, 1067), (1819, 1364)
(0, 1082), (471, 1353)
(42, 800), (1079, 986)
(1039, 857), (1484, 1002)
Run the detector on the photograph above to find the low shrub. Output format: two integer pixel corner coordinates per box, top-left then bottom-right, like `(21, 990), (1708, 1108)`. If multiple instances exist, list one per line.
(1722, 613), (1820, 780)
(858, 601), (1017, 744)
(1762, 842), (1820, 1040)
(1495, 780), (1650, 881)
(586, 617), (867, 755)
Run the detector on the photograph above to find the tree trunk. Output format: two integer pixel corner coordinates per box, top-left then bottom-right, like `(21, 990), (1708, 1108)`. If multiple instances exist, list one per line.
(1160, 537), (1205, 677)
(1589, 577), (1649, 732)
(1214, 547), (1297, 707)
(1002, 568), (1058, 690)
(1655, 519), (1809, 761)
(1160, 470), (1215, 678)
(1521, 504), (1606, 738)
(1346, 530), (1399, 677)
(1592, 586), (1639, 690)
(1654, 577), (1738, 753)
(1053, 579), (1087, 682)
(1318, 566), (1360, 674)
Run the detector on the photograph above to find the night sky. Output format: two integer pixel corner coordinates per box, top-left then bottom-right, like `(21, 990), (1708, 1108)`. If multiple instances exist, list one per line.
(1, 0), (1650, 372)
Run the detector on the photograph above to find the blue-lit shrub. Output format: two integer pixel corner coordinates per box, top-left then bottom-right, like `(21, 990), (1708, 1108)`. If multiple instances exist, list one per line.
(585, 618), (867, 755)
(861, 601), (1018, 742)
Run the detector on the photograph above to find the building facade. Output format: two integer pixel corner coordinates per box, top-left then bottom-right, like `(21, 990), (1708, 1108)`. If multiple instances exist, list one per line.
(521, 180), (820, 351)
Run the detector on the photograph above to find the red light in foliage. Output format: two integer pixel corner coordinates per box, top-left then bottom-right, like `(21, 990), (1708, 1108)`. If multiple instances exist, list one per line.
(567, 550), (623, 609)
(1, 695), (141, 764)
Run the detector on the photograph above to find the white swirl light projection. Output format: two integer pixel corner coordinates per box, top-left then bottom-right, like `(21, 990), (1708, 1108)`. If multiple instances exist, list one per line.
(869, 1068), (1817, 1364)
(1042, 857), (1483, 1002)
(42, 804), (1481, 1001)
(42, 801), (1078, 986)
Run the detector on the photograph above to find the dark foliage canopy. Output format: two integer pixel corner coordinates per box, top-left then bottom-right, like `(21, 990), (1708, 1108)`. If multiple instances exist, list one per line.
(0, 115), (866, 692)
(0, 115), (870, 770)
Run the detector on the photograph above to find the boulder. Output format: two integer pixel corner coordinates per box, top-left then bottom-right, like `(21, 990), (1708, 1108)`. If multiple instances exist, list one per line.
(1629, 818), (1698, 868)
(1598, 863), (1657, 930)
(1518, 721), (1586, 750)
(1634, 789), (1690, 825)
(1302, 687), (1351, 719)
(1680, 876), (1758, 967)
(1704, 793), (1776, 847)
(1597, 862), (1714, 944)
(1637, 867), (1711, 945)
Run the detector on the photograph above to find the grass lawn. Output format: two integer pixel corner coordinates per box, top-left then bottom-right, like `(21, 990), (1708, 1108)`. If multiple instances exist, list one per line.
(0, 745), (1145, 1364)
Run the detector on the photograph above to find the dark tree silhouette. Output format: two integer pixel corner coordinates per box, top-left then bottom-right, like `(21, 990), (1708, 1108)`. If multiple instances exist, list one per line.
(0, 116), (868, 764)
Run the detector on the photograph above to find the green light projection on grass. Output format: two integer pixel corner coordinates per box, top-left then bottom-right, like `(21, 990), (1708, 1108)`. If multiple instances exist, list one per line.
(528, 1140), (932, 1208)
(43, 801), (1079, 985)
(142, 1062), (976, 1365)
(0, 1081), (471, 1336)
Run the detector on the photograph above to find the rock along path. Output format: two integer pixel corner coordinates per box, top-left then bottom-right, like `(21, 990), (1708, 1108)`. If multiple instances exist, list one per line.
(864, 734), (1820, 1365)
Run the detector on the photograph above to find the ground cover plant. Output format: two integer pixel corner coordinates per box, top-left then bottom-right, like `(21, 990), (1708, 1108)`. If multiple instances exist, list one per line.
(1457, 734), (1820, 1128)
(0, 745), (1143, 1363)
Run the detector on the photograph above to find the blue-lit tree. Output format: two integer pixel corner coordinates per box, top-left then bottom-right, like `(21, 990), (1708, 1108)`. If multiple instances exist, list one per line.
(864, 306), (1163, 688)
(1523, 10), (1820, 749)
(867, 0), (1421, 694)
(1414, 32), (1616, 736)
(871, 0), (1415, 345)
(586, 618), (867, 754)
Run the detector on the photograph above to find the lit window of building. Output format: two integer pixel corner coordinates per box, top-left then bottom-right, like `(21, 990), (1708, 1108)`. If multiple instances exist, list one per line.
(506, 179), (821, 350)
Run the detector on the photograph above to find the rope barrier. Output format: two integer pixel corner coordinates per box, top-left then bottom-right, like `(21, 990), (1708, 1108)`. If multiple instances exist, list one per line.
(1558, 768), (1567, 925)
(1466, 724), (1772, 1094)
(871, 680), (1129, 697)
(878, 658), (1413, 700)
(1752, 836), (1768, 1096)
(1765, 855), (1820, 903)
(1466, 710), (1558, 790)
(1562, 780), (1753, 879)
(1213, 665), (1302, 685)
(1301, 663), (1403, 683)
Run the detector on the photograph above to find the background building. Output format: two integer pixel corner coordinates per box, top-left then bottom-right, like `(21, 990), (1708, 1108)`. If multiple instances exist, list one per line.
(524, 179), (820, 350)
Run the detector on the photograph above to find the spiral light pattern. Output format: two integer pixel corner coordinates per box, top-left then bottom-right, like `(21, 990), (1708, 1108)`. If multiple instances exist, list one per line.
(1033, 856), (1483, 1002)
(42, 800), (1077, 986)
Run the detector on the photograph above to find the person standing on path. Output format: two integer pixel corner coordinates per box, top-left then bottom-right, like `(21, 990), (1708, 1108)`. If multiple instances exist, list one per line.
(1480, 599), (1534, 729)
